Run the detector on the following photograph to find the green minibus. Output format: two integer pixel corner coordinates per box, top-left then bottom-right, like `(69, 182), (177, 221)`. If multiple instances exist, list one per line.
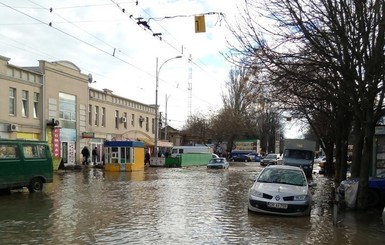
(0, 139), (53, 192)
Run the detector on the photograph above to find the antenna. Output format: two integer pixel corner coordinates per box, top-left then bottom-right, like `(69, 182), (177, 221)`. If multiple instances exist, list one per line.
(88, 73), (95, 83)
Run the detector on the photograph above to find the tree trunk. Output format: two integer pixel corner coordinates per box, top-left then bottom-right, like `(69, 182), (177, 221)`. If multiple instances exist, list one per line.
(350, 130), (363, 178)
(356, 122), (374, 210)
(324, 140), (335, 176)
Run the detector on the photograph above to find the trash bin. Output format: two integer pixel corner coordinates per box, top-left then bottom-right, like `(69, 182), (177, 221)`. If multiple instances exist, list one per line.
(338, 178), (359, 208)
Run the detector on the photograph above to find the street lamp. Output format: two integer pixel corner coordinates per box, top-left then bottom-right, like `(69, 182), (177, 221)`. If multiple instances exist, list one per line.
(165, 94), (171, 140)
(154, 55), (182, 164)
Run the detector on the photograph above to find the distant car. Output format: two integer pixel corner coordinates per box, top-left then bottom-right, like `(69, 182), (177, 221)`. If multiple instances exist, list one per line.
(246, 153), (261, 162)
(230, 151), (254, 162)
(314, 156), (326, 168)
(230, 154), (249, 162)
(207, 157), (230, 169)
(248, 165), (315, 216)
(232, 155), (249, 162)
(260, 153), (279, 166)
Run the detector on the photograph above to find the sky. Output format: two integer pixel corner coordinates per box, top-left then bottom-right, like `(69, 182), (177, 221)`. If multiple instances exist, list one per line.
(0, 0), (245, 130)
(0, 0), (305, 139)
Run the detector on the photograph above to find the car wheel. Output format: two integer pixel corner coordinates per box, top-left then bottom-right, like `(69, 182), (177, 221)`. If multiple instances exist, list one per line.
(28, 177), (44, 192)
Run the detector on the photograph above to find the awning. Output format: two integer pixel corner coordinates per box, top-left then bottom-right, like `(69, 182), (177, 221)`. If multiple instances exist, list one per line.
(137, 138), (154, 146)
(157, 141), (173, 148)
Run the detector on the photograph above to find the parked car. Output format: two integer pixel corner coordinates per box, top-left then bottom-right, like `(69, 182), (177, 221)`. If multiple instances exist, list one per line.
(314, 156), (326, 168)
(207, 157), (230, 169)
(230, 150), (260, 162)
(260, 153), (279, 166)
(246, 153), (261, 162)
(248, 165), (315, 216)
(230, 150), (252, 162)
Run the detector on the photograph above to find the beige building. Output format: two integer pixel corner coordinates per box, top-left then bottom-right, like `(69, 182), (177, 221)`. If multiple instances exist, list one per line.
(0, 55), (156, 165)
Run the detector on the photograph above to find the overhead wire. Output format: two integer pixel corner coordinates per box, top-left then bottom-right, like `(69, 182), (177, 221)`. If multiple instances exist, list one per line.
(1, 0), (228, 111)
(0, 1), (153, 78)
(113, 0), (229, 107)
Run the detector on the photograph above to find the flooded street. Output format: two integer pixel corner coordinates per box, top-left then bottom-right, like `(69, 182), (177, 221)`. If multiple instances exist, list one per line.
(0, 163), (384, 245)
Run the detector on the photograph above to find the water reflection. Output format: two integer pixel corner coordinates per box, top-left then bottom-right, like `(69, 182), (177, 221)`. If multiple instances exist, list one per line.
(247, 213), (312, 244)
(0, 191), (53, 244)
(0, 166), (384, 244)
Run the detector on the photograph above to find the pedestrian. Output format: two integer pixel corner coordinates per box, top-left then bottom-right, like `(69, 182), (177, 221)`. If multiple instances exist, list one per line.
(145, 152), (150, 166)
(92, 147), (98, 165)
(164, 151), (170, 158)
(81, 146), (90, 165)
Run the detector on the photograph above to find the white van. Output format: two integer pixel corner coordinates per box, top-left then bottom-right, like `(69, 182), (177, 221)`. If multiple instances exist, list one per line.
(171, 146), (212, 157)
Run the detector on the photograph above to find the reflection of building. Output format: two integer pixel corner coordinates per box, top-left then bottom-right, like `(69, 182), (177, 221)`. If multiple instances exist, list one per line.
(0, 55), (155, 164)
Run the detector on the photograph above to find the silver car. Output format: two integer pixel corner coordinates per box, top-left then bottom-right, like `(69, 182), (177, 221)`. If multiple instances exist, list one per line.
(260, 153), (279, 166)
(248, 165), (315, 216)
(207, 157), (229, 169)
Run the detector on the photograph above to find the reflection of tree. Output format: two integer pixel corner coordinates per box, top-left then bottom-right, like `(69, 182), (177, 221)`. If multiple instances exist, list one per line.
(0, 145), (18, 158)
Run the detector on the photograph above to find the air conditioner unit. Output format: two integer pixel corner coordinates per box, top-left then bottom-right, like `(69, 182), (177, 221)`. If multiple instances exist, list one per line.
(120, 117), (127, 123)
(8, 124), (19, 132)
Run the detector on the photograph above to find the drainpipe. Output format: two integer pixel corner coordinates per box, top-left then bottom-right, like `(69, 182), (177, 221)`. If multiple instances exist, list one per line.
(41, 64), (46, 141)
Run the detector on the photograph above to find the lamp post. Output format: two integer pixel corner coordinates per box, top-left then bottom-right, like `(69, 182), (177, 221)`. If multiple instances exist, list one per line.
(154, 55), (182, 164)
(165, 94), (171, 140)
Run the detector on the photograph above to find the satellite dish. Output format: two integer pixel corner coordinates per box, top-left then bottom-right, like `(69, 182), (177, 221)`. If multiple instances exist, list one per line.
(88, 73), (93, 83)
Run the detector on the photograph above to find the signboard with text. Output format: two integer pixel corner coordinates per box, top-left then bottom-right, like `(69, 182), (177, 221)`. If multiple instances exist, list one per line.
(52, 128), (61, 157)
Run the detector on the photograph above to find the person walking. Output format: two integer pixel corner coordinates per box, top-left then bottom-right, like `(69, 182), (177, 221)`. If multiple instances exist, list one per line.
(145, 152), (151, 166)
(92, 147), (98, 166)
(81, 146), (90, 165)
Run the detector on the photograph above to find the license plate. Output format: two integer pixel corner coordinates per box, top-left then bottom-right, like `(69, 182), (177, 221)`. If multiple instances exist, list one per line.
(267, 202), (288, 209)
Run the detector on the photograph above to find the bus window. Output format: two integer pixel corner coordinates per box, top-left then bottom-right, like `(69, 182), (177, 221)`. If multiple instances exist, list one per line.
(0, 145), (19, 159)
(23, 145), (47, 159)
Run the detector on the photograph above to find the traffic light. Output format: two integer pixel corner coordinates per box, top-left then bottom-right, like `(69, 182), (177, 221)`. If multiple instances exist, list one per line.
(195, 15), (206, 33)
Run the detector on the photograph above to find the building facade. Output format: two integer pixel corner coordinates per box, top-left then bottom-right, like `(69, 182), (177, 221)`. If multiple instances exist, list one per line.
(0, 55), (156, 165)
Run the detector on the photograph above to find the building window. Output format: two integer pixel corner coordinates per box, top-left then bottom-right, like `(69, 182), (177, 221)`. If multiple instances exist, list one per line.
(89, 105), (92, 126)
(95, 106), (99, 126)
(131, 114), (135, 127)
(115, 110), (119, 129)
(152, 118), (155, 133)
(33, 92), (39, 118)
(123, 112), (127, 129)
(101, 107), (106, 127)
(9, 87), (16, 116)
(59, 93), (76, 121)
(146, 117), (149, 131)
(22, 90), (29, 117)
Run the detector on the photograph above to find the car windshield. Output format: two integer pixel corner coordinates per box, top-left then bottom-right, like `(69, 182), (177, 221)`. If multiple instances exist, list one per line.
(265, 154), (277, 159)
(209, 159), (224, 164)
(257, 168), (306, 186)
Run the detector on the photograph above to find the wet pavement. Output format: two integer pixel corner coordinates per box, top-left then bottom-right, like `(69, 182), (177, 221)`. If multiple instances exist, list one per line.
(0, 162), (384, 244)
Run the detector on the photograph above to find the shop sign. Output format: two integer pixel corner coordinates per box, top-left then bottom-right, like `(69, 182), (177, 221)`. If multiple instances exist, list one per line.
(82, 132), (95, 138)
(52, 128), (61, 157)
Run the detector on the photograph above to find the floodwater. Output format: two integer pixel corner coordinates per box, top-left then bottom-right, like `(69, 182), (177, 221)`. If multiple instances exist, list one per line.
(0, 163), (384, 245)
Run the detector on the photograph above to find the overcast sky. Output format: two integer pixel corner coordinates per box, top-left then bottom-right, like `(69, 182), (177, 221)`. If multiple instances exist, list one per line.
(0, 0), (245, 130)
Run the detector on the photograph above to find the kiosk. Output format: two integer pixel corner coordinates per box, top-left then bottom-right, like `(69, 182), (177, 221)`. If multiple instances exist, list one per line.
(104, 141), (145, 172)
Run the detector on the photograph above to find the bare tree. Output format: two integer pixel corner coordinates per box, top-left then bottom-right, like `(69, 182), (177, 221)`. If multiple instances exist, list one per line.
(228, 0), (385, 209)
(182, 113), (210, 144)
(219, 66), (259, 148)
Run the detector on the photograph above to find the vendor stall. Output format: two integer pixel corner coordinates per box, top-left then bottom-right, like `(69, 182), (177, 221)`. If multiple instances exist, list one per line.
(104, 140), (145, 172)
